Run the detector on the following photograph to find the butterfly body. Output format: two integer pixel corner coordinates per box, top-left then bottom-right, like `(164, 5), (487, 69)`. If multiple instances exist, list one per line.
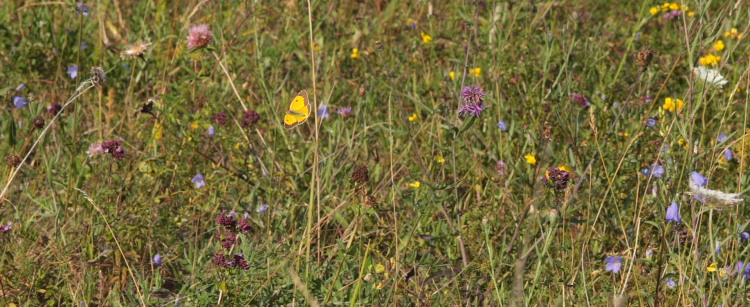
(283, 90), (311, 128)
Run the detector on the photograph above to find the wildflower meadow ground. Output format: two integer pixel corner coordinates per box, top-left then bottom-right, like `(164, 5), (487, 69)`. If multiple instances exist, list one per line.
(1, 0), (750, 306)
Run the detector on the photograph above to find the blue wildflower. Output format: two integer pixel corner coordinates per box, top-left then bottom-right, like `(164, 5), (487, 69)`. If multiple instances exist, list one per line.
(724, 148), (733, 161)
(741, 231), (749, 240)
(605, 256), (622, 273)
(497, 120), (508, 132)
(13, 96), (28, 109)
(15, 83), (25, 91)
(666, 277), (676, 288)
(256, 204), (268, 214)
(192, 174), (206, 189)
(153, 254), (162, 267)
(318, 104), (329, 119)
(76, 2), (89, 16)
(666, 202), (681, 223)
(690, 171), (708, 186)
(80, 41), (87, 50)
(718, 133), (728, 143)
(641, 163), (665, 178)
(207, 125), (216, 137)
(646, 118), (657, 127)
(67, 65), (78, 79)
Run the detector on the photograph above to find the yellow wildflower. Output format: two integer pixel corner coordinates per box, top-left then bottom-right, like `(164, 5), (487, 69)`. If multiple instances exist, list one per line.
(707, 262), (718, 272)
(724, 28), (742, 39)
(558, 165), (572, 173)
(470, 67), (481, 77)
(699, 54), (721, 66)
(375, 263), (385, 274)
(449, 71), (456, 81)
(662, 97), (684, 112)
(408, 113), (418, 122)
(660, 3), (670, 11)
(420, 32), (432, 44)
(350, 48), (359, 59)
(436, 156), (445, 163)
(714, 40), (725, 52)
(678, 138), (689, 149)
(669, 3), (679, 10)
(524, 153), (537, 165)
(373, 282), (384, 290)
(410, 181), (421, 188)
(688, 10), (695, 17)
(649, 7), (659, 15)
(189, 121), (200, 130)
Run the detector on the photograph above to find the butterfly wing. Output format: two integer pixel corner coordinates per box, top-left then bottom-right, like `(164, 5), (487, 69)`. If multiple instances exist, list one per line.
(283, 90), (310, 128)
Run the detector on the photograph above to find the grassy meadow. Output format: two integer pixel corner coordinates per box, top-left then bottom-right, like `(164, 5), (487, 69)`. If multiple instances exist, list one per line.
(2, 0), (750, 305)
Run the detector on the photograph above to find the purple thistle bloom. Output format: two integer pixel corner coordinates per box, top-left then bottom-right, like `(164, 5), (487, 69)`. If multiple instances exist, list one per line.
(724, 148), (733, 161)
(13, 96), (28, 109)
(0, 222), (11, 233)
(187, 24), (213, 49)
(690, 171), (708, 186)
(207, 125), (216, 137)
(76, 2), (89, 16)
(718, 133), (728, 143)
(666, 202), (681, 223)
(318, 104), (329, 119)
(458, 101), (485, 117)
(67, 65), (78, 79)
(666, 278), (676, 288)
(192, 174), (206, 189)
(570, 93), (591, 109)
(153, 254), (163, 267)
(646, 118), (657, 128)
(256, 204), (268, 214)
(461, 85), (485, 104)
(497, 120), (508, 132)
(605, 256), (622, 273)
(337, 107), (352, 117)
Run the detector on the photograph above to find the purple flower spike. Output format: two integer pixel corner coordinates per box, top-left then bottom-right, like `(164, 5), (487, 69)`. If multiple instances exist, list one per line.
(192, 174), (206, 189)
(605, 256), (622, 273)
(337, 107), (352, 117)
(690, 171), (708, 186)
(666, 202), (681, 223)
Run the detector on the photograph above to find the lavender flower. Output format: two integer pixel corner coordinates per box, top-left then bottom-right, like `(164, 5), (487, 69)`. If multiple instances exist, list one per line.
(724, 148), (733, 161)
(461, 85), (485, 104)
(666, 202), (681, 223)
(718, 133), (728, 143)
(207, 125), (216, 137)
(192, 174), (206, 189)
(76, 2), (89, 16)
(497, 120), (508, 132)
(0, 222), (11, 233)
(15, 83), (25, 91)
(187, 24), (212, 49)
(666, 278), (676, 288)
(337, 107), (352, 117)
(153, 254), (163, 267)
(605, 256), (622, 273)
(86, 142), (104, 157)
(741, 231), (749, 241)
(641, 163), (665, 178)
(646, 118), (657, 128)
(256, 204), (268, 214)
(458, 101), (485, 117)
(690, 171), (708, 186)
(67, 65), (78, 79)
(318, 104), (329, 119)
(13, 96), (27, 109)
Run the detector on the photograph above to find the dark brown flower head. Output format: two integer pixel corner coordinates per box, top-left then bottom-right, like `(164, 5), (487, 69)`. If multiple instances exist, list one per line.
(6, 154), (22, 168)
(375, 41), (383, 50)
(216, 211), (237, 230)
(212, 253), (228, 267)
(47, 103), (62, 116)
(242, 109), (260, 127)
(238, 218), (252, 234)
(351, 165), (370, 184)
(232, 254), (250, 270)
(570, 93), (590, 109)
(219, 233), (236, 249)
(636, 48), (655, 71)
(213, 112), (229, 126)
(32, 116), (45, 129)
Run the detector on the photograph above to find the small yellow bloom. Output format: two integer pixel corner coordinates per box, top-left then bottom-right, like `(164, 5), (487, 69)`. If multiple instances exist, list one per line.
(375, 263), (385, 274)
(662, 97), (684, 112)
(725, 28), (742, 39)
(436, 156), (445, 163)
(350, 48), (359, 59)
(408, 113), (418, 121)
(649, 7), (659, 15)
(719, 267), (729, 277)
(524, 153), (537, 165)
(688, 10), (695, 17)
(714, 40), (725, 52)
(661, 3), (670, 11)
(669, 3), (679, 10)
(699, 54), (721, 66)
(470, 67), (481, 77)
(189, 121), (200, 130)
(234, 142), (243, 149)
(558, 165), (572, 173)
(410, 181), (421, 188)
(449, 71), (456, 81)
(373, 281), (384, 290)
(420, 32), (432, 44)
(707, 262), (718, 272)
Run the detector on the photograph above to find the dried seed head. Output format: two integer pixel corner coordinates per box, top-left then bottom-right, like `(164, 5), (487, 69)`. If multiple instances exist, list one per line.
(636, 48), (655, 71)
(91, 66), (106, 87)
(542, 121), (552, 140)
(359, 84), (366, 97)
(6, 154), (22, 168)
(375, 41), (383, 50)
(351, 165), (370, 184)
(120, 41), (152, 59)
(32, 115), (45, 129)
